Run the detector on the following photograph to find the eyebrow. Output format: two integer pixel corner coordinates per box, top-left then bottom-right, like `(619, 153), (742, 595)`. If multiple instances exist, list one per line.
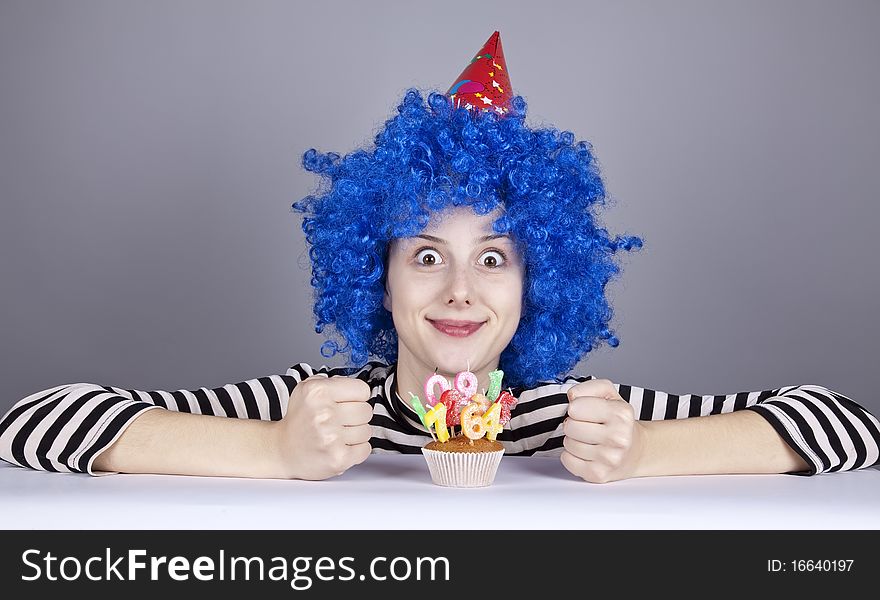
(414, 233), (510, 244)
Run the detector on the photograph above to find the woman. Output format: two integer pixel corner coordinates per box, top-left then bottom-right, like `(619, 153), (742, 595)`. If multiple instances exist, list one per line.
(1, 37), (878, 483)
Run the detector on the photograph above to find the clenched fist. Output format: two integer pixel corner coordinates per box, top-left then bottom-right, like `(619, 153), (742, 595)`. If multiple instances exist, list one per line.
(561, 378), (647, 484)
(272, 375), (373, 480)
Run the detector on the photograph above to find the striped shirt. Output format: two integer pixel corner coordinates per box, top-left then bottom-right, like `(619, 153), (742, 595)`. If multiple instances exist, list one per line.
(1, 359), (878, 477)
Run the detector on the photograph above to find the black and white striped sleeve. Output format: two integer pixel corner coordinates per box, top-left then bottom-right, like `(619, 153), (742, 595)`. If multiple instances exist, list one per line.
(0, 364), (325, 476)
(611, 380), (880, 476)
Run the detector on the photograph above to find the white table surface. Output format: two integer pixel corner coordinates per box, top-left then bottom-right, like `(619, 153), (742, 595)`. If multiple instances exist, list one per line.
(2, 456), (878, 530)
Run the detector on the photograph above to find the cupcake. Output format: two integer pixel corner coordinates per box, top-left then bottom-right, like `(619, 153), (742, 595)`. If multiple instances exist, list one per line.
(421, 434), (505, 488)
(409, 367), (517, 488)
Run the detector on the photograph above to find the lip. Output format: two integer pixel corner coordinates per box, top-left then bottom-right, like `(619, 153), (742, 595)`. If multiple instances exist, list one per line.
(427, 318), (486, 338)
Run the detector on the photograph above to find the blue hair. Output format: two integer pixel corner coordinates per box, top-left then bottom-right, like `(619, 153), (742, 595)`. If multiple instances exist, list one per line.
(290, 88), (644, 388)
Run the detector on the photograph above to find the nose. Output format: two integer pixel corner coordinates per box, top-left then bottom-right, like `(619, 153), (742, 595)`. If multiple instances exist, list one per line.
(445, 262), (475, 306)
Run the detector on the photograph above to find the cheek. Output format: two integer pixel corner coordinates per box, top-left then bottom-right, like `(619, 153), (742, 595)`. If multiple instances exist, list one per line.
(503, 295), (523, 322)
(389, 281), (435, 314)
(504, 270), (525, 303)
(494, 279), (524, 320)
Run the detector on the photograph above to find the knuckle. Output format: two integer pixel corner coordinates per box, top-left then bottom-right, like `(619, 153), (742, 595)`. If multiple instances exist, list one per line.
(311, 408), (333, 428)
(587, 465), (612, 484)
(609, 432), (631, 449)
(614, 404), (634, 423)
(303, 388), (326, 409)
(321, 430), (339, 448)
(600, 447), (622, 464)
(328, 451), (349, 474)
(584, 378), (614, 395)
(310, 375), (333, 392)
(300, 376), (321, 392)
(603, 379), (620, 396)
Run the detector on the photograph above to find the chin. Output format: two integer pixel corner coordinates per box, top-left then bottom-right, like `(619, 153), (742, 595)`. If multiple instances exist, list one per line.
(429, 349), (484, 375)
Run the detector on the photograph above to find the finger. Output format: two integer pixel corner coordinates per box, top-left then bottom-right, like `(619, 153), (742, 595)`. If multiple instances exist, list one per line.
(336, 401), (373, 426)
(329, 376), (373, 402)
(344, 441), (372, 466)
(342, 423), (373, 446)
(566, 379), (622, 403)
(296, 377), (371, 409)
(563, 418), (606, 443)
(563, 435), (601, 462)
(560, 449), (586, 478)
(567, 395), (623, 423)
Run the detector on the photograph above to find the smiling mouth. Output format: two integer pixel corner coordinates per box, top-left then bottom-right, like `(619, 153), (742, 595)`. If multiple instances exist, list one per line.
(427, 319), (486, 338)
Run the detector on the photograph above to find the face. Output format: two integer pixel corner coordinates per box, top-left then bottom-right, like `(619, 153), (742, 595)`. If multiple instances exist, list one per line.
(383, 205), (524, 376)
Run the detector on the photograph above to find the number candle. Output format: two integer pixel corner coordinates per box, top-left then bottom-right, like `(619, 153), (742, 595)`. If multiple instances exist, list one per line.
(482, 402), (504, 441)
(470, 392), (491, 412)
(424, 402), (450, 442)
(408, 392), (429, 428)
(496, 389), (518, 425)
(460, 402), (487, 440)
(486, 369), (504, 403)
(439, 389), (466, 427)
(454, 369), (479, 398)
(424, 372), (451, 408)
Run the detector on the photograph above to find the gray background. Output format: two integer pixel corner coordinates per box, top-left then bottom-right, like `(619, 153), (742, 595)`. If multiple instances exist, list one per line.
(2, 0), (878, 425)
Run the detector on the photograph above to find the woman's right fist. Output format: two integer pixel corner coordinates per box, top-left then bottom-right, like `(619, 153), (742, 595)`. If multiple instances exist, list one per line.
(272, 374), (373, 480)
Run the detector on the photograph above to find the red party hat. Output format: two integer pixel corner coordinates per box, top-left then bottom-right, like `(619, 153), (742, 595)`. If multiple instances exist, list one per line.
(446, 31), (513, 116)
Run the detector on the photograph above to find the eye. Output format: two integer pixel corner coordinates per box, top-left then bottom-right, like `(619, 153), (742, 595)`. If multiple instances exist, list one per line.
(480, 249), (507, 269)
(414, 247), (443, 266)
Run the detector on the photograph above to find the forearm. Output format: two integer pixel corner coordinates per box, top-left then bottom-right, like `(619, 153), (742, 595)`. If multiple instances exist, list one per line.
(91, 408), (285, 479)
(633, 410), (811, 477)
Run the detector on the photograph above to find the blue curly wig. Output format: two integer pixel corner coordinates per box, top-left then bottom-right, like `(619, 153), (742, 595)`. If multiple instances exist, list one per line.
(290, 88), (644, 389)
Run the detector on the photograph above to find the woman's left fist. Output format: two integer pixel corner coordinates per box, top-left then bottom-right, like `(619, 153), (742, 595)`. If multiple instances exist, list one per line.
(561, 378), (646, 483)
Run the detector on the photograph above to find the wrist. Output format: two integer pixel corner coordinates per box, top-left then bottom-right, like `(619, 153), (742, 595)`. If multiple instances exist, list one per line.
(630, 420), (656, 478)
(267, 419), (295, 479)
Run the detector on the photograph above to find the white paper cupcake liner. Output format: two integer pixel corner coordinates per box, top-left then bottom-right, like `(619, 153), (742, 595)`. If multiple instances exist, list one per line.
(421, 447), (504, 487)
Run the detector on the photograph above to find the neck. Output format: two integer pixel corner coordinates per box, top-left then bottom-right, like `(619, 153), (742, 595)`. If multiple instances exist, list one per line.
(392, 343), (501, 408)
